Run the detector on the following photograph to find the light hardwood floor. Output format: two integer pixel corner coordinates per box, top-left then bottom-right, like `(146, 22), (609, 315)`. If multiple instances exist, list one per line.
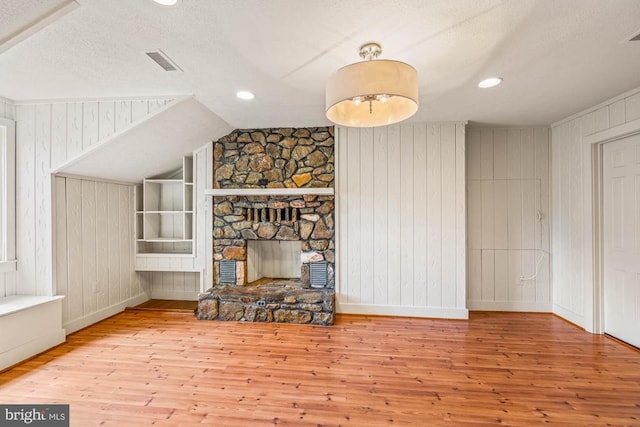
(1, 312), (639, 426)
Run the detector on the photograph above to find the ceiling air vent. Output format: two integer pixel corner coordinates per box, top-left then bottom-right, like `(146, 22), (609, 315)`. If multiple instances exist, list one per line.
(145, 50), (182, 71)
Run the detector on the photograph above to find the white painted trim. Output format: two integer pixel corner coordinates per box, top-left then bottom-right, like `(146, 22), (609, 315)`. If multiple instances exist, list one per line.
(51, 96), (190, 175)
(588, 123), (640, 334)
(467, 301), (551, 312)
(467, 125), (550, 130)
(0, 330), (65, 371)
(337, 303), (469, 319)
(55, 172), (136, 186)
(552, 304), (585, 329)
(553, 86), (640, 127)
(334, 127), (342, 299)
(583, 117), (640, 145)
(135, 253), (194, 258)
(134, 266), (200, 272)
(150, 289), (198, 301)
(0, 96), (14, 105)
(0, 117), (16, 264)
(0, 295), (64, 317)
(12, 94), (185, 106)
(0, 260), (16, 273)
(63, 292), (149, 335)
(591, 143), (604, 334)
(205, 188), (335, 196)
(0, 1), (79, 54)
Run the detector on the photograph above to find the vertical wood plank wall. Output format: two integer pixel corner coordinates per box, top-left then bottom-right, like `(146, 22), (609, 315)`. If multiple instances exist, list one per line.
(0, 98), (15, 297)
(55, 176), (150, 334)
(336, 123), (468, 318)
(195, 143), (213, 293)
(551, 87), (640, 331)
(148, 272), (199, 300)
(14, 98), (172, 298)
(466, 127), (551, 311)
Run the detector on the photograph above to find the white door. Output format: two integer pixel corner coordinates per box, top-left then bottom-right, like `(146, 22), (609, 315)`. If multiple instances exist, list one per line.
(603, 134), (640, 348)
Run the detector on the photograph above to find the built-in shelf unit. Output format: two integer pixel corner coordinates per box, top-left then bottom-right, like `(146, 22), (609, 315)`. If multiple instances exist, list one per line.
(135, 155), (198, 271)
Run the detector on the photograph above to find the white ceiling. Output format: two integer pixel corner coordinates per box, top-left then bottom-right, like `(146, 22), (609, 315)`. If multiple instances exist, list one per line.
(1, 0), (640, 128)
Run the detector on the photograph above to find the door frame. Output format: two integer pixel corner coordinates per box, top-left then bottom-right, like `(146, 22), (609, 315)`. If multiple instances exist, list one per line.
(586, 119), (640, 334)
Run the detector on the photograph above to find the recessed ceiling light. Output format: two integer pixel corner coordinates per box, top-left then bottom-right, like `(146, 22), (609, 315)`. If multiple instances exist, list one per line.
(152, 0), (180, 6)
(478, 77), (503, 88)
(236, 91), (255, 100)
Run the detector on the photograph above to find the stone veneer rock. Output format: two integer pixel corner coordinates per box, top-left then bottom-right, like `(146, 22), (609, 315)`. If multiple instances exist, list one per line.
(214, 127), (334, 189)
(197, 280), (334, 325)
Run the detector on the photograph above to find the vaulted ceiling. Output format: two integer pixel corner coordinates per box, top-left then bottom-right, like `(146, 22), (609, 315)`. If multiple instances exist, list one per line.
(1, 0), (640, 128)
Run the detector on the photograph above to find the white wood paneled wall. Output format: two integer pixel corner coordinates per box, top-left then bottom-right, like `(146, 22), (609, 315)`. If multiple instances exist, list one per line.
(551, 86), (640, 331)
(148, 272), (199, 300)
(467, 128), (550, 311)
(14, 98), (172, 298)
(55, 176), (150, 334)
(0, 97), (14, 121)
(0, 97), (15, 297)
(195, 143), (213, 293)
(47, 99), (174, 169)
(13, 99), (170, 309)
(336, 123), (467, 319)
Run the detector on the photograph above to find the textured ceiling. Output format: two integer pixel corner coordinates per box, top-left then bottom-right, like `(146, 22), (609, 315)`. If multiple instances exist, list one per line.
(1, 0), (640, 127)
(0, 0), (68, 42)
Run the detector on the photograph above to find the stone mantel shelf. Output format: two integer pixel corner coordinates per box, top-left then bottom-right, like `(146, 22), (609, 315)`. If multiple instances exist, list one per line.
(205, 188), (334, 197)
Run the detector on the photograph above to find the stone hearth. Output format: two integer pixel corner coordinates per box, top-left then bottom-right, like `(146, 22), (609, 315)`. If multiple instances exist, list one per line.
(197, 280), (334, 325)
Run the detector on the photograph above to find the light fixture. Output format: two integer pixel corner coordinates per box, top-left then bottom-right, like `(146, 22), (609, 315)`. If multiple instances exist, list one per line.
(236, 91), (255, 100)
(152, 0), (180, 6)
(325, 42), (419, 128)
(478, 77), (503, 88)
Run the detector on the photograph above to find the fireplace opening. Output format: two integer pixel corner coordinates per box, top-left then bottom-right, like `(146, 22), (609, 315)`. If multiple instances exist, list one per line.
(246, 240), (302, 285)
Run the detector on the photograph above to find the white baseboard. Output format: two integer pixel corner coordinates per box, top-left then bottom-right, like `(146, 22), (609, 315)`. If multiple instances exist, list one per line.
(0, 296), (65, 371)
(337, 303), (468, 319)
(552, 304), (586, 330)
(0, 330), (65, 371)
(64, 293), (150, 335)
(467, 300), (552, 312)
(151, 289), (198, 301)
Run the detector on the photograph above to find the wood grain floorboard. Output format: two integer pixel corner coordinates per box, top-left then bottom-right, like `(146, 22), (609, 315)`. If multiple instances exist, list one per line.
(130, 299), (197, 312)
(0, 312), (639, 426)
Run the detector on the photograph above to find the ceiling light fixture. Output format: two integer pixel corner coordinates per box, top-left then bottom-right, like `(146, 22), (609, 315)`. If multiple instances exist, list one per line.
(325, 42), (419, 128)
(478, 77), (503, 88)
(151, 0), (180, 6)
(236, 91), (255, 100)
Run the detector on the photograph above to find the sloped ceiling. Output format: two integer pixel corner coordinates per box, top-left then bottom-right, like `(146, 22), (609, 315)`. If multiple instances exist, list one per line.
(1, 0), (640, 128)
(0, 0), (77, 53)
(55, 96), (232, 183)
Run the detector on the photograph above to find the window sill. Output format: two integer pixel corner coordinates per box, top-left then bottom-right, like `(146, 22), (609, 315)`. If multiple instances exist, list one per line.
(0, 260), (17, 273)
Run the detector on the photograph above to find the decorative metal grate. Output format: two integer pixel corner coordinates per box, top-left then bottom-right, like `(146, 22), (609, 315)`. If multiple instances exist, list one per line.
(246, 207), (298, 224)
(309, 261), (328, 288)
(219, 260), (236, 284)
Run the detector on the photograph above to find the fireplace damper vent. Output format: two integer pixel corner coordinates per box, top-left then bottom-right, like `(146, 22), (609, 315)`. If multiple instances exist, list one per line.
(219, 260), (236, 284)
(310, 261), (328, 288)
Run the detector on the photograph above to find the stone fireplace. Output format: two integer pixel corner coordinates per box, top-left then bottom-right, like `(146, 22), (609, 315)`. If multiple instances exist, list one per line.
(197, 127), (335, 325)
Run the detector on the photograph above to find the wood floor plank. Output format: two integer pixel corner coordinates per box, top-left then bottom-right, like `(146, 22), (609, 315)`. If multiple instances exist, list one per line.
(1, 312), (639, 426)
